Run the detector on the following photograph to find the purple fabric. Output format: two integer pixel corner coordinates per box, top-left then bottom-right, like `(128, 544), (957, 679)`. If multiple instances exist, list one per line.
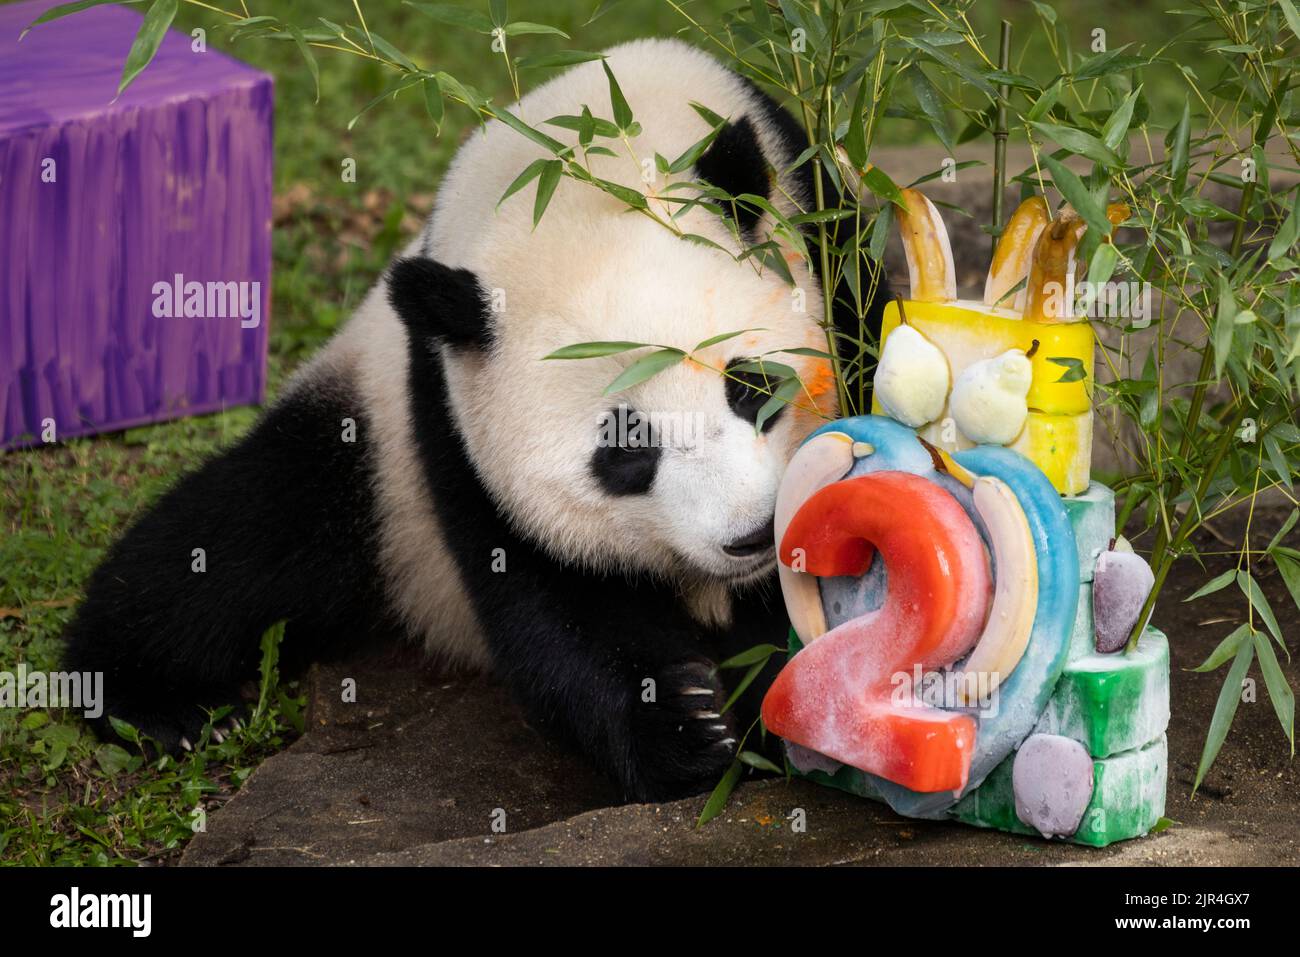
(1, 0), (273, 448)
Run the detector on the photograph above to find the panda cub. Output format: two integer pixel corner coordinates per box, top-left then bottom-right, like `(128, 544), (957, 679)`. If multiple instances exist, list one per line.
(65, 38), (887, 801)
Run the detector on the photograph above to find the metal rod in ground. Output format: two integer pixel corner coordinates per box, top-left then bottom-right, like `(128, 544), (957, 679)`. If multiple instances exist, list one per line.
(992, 19), (1012, 256)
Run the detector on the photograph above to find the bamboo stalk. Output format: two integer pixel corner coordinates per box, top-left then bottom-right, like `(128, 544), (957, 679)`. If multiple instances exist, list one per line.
(991, 20), (1012, 256)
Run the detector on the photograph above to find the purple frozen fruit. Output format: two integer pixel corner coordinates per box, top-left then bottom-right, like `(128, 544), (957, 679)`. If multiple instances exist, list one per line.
(785, 741), (843, 776)
(1093, 549), (1155, 653)
(1012, 734), (1094, 838)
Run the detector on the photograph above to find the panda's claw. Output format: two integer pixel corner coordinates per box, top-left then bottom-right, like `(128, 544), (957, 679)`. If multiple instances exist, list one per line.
(628, 655), (739, 801)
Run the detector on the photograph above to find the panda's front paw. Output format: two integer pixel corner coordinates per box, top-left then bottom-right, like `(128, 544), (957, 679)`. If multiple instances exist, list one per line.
(626, 656), (738, 802)
(89, 692), (247, 756)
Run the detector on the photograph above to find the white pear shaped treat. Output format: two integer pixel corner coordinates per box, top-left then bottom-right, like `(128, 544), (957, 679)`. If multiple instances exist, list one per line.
(950, 347), (1033, 445)
(873, 324), (950, 427)
(984, 196), (1050, 310)
(896, 188), (955, 303)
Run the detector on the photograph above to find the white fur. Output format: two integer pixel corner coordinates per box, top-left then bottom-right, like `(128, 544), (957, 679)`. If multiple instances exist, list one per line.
(305, 39), (839, 663)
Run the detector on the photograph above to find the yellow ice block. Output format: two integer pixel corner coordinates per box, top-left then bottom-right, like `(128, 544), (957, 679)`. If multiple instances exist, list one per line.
(876, 299), (1094, 414)
(1009, 411), (1092, 495)
(871, 299), (1096, 494)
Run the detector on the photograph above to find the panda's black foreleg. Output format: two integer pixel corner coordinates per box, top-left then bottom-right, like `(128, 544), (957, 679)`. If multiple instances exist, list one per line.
(455, 556), (742, 802)
(63, 381), (389, 752)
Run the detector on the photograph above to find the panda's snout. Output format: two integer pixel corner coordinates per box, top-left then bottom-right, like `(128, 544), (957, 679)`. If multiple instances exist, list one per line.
(722, 517), (776, 558)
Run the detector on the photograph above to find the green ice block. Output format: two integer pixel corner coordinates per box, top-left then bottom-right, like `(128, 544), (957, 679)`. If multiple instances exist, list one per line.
(1035, 627), (1170, 757)
(1063, 482), (1115, 583)
(951, 735), (1167, 846)
(1067, 581), (1095, 659)
(1071, 735), (1168, 846)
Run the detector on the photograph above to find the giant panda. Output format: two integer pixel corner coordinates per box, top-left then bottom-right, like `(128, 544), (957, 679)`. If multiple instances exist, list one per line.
(64, 38), (888, 801)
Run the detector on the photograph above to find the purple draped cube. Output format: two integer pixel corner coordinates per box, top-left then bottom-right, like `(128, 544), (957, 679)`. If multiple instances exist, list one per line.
(0, 0), (273, 448)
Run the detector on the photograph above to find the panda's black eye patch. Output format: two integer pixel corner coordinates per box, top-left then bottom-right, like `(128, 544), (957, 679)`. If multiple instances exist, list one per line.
(725, 358), (783, 432)
(590, 406), (662, 496)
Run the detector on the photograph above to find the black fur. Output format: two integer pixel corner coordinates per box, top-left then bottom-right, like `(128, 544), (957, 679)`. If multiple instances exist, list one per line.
(397, 288), (791, 799)
(63, 375), (395, 750)
(387, 257), (491, 349)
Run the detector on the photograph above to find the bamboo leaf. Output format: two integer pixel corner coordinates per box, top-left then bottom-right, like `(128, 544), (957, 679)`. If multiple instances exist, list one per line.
(604, 348), (686, 394)
(1266, 509), (1299, 554)
(1169, 97), (1191, 197)
(532, 159), (563, 227)
(1183, 567), (1237, 603)
(498, 158), (549, 208)
(1191, 624), (1250, 673)
(738, 750), (783, 773)
(518, 50), (605, 70)
(348, 73), (424, 131)
(1213, 277), (1238, 381)
(843, 73), (870, 170)
(1253, 631), (1295, 755)
(1280, 0), (1300, 43)
(1276, 554), (1300, 616)
(1193, 635), (1254, 792)
(910, 66), (954, 154)
(754, 376), (803, 433)
(1031, 121), (1122, 169)
(1268, 188), (1299, 262)
(1101, 88), (1141, 152)
(697, 758), (743, 826)
(405, 2), (494, 33)
(1048, 356), (1087, 383)
(860, 165), (904, 207)
(693, 329), (764, 352)
(1264, 435), (1294, 493)
(20, 0), (136, 41)
(503, 21), (570, 38)
(904, 37), (995, 97)
(1041, 154), (1109, 235)
(286, 24), (320, 104)
(602, 61), (633, 130)
(1238, 571), (1287, 655)
(722, 660), (766, 712)
(544, 340), (654, 359)
(116, 0), (178, 98)
(1026, 78), (1062, 122)
(1087, 241), (1118, 286)
(719, 643), (783, 669)
(495, 108), (567, 154)
(422, 75), (444, 131)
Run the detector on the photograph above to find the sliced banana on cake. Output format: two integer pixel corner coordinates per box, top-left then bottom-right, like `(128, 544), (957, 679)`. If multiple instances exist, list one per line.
(984, 196), (1050, 311)
(1023, 203), (1131, 323)
(774, 430), (858, 645)
(955, 475), (1039, 702)
(897, 188), (956, 303)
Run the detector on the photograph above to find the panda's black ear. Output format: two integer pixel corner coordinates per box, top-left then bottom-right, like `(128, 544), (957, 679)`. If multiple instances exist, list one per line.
(694, 116), (770, 236)
(387, 256), (491, 349)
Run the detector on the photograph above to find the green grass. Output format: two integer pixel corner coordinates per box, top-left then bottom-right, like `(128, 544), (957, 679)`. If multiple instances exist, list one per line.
(0, 380), (309, 864)
(1, 0), (1181, 864)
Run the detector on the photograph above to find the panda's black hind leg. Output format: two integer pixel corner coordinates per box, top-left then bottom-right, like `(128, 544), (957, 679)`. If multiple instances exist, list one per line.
(63, 376), (394, 752)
